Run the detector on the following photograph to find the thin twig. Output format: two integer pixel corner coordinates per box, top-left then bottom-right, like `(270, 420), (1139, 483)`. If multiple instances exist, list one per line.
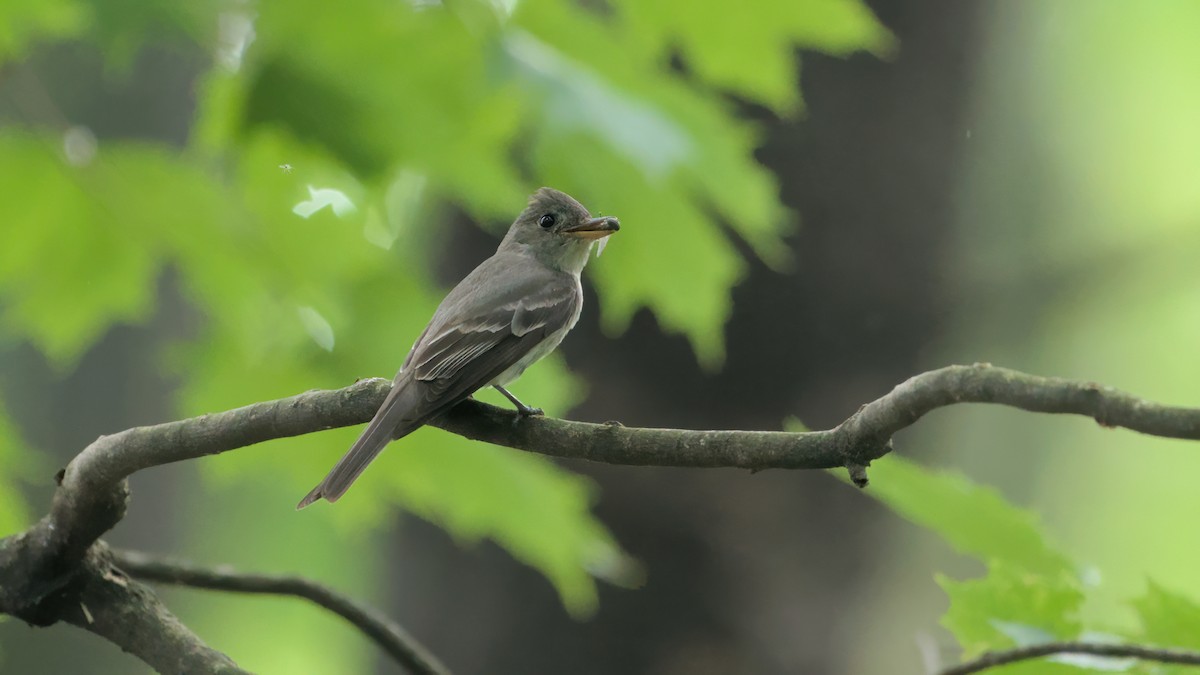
(940, 641), (1200, 675)
(111, 549), (450, 675)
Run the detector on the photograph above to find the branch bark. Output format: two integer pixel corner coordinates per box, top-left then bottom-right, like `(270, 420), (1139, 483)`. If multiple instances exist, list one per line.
(111, 549), (450, 675)
(3, 363), (1200, 672)
(939, 641), (1200, 674)
(0, 540), (245, 674)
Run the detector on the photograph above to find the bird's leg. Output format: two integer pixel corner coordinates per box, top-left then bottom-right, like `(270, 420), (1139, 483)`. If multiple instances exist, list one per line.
(493, 385), (543, 416)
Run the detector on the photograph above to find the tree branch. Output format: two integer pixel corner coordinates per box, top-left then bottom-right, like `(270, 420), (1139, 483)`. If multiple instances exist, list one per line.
(1, 540), (245, 674)
(4, 363), (1200, 671)
(939, 641), (1200, 674)
(111, 549), (450, 675)
(440, 362), (1200, 468)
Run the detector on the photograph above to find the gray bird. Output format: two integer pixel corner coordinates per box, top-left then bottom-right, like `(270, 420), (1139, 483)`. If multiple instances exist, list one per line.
(298, 188), (619, 508)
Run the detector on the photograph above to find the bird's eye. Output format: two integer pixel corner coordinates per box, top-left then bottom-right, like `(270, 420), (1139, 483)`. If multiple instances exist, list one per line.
(538, 214), (556, 228)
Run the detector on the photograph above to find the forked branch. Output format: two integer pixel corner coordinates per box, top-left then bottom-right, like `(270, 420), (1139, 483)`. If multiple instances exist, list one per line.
(3, 363), (1199, 673)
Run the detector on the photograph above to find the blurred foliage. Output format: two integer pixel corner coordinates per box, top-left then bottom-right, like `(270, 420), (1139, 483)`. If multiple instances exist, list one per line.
(947, 4), (1200, 628)
(898, 2), (1200, 672)
(860, 456), (1200, 673)
(0, 400), (35, 536)
(0, 0), (888, 661)
(0, 0), (83, 62)
(835, 4), (1200, 674)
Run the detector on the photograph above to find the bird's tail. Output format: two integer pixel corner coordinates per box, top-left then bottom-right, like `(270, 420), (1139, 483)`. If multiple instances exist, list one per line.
(296, 383), (423, 509)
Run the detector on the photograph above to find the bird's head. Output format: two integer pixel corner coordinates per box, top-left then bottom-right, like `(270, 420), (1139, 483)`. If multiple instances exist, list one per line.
(501, 188), (619, 274)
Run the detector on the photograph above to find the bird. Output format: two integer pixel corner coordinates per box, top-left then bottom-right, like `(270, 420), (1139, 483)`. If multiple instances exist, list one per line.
(298, 187), (619, 508)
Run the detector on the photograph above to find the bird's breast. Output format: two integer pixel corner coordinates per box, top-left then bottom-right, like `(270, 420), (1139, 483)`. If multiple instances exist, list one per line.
(490, 278), (583, 387)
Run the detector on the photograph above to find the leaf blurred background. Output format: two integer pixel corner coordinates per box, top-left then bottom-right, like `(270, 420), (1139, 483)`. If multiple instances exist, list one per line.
(1, 1), (1199, 674)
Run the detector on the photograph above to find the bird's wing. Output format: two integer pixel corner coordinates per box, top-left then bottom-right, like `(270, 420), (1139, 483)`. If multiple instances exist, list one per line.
(413, 283), (574, 382)
(297, 258), (579, 508)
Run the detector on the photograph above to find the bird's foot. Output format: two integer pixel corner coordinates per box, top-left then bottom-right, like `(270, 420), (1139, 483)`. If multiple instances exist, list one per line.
(493, 385), (543, 417)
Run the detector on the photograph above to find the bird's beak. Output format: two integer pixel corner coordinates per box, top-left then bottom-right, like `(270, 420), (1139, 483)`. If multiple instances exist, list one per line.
(563, 216), (620, 240)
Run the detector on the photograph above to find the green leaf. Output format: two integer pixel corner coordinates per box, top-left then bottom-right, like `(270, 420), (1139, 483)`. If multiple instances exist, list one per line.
(852, 456), (1085, 662)
(852, 455), (1074, 575)
(1133, 582), (1200, 650)
(939, 561), (1083, 660)
(203, 0), (526, 210)
(609, 0), (892, 115)
(383, 427), (623, 617)
(0, 134), (171, 366)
